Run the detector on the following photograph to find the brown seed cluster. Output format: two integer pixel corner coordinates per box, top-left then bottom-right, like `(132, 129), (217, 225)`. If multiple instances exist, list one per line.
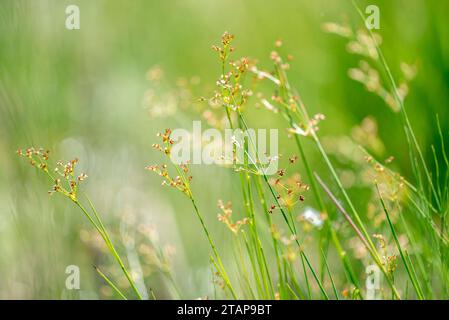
(217, 200), (249, 235)
(211, 60), (254, 112)
(17, 147), (87, 201)
(212, 31), (235, 62)
(146, 163), (192, 195)
(373, 233), (399, 275)
(209, 32), (256, 117)
(152, 128), (174, 155)
(146, 130), (193, 197)
(17, 147), (50, 171)
(268, 164), (309, 214)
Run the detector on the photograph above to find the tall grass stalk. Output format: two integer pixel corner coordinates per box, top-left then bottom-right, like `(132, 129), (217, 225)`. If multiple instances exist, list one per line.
(315, 173), (401, 299)
(215, 35), (328, 299)
(376, 185), (425, 299)
(17, 149), (143, 299)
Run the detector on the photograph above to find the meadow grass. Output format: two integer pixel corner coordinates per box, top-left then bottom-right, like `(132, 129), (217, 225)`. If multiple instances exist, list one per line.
(17, 5), (449, 300)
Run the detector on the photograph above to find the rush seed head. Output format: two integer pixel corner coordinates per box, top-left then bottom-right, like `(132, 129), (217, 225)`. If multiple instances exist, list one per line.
(146, 130), (193, 197)
(17, 147), (87, 202)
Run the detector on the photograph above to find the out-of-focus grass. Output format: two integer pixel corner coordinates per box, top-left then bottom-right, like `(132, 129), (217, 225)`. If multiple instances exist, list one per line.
(1, 0), (449, 298)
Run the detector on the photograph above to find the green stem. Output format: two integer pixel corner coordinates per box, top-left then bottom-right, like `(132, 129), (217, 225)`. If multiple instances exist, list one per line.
(74, 200), (143, 300)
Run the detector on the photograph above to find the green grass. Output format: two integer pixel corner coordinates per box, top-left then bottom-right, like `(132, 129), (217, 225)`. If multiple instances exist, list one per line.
(7, 1), (449, 300)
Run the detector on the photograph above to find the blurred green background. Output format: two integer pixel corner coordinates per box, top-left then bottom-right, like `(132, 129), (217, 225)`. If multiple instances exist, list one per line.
(1, 0), (448, 299)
